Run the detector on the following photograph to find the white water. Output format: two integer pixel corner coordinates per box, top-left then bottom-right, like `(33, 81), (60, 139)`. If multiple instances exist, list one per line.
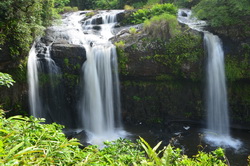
(28, 10), (126, 145)
(205, 32), (229, 135)
(28, 43), (42, 117)
(204, 32), (241, 149)
(178, 9), (241, 149)
(177, 9), (206, 32)
(79, 11), (125, 145)
(28, 42), (63, 123)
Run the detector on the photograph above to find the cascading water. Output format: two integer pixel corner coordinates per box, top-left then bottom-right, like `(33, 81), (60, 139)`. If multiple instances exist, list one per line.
(28, 42), (73, 126)
(28, 10), (125, 145)
(79, 11), (125, 144)
(204, 32), (229, 136)
(28, 43), (42, 117)
(178, 9), (241, 149)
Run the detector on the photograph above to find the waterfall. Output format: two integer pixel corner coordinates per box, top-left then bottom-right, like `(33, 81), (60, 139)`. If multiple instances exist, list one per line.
(28, 10), (125, 145)
(79, 11), (125, 144)
(203, 32), (241, 149)
(81, 45), (121, 135)
(28, 42), (73, 127)
(28, 43), (42, 117)
(178, 9), (241, 149)
(204, 32), (229, 136)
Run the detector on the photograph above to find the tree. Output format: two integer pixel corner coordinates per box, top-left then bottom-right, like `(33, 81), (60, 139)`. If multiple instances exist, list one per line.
(193, 0), (250, 27)
(0, 0), (69, 57)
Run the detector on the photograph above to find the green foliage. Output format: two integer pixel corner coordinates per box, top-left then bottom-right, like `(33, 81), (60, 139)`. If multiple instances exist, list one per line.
(94, 0), (120, 9)
(115, 40), (129, 75)
(225, 43), (250, 81)
(131, 2), (147, 9)
(143, 13), (181, 41)
(7, 57), (28, 83)
(193, 0), (250, 37)
(0, 0), (69, 57)
(0, 72), (15, 88)
(64, 58), (69, 67)
(63, 73), (79, 88)
(144, 0), (162, 7)
(86, 11), (95, 17)
(54, 0), (71, 13)
(0, 111), (233, 165)
(139, 137), (227, 165)
(154, 32), (203, 80)
(155, 74), (173, 81)
(115, 40), (125, 48)
(0, 113), (83, 165)
(166, 0), (202, 8)
(62, 6), (78, 13)
(82, 139), (145, 165)
(129, 27), (138, 34)
(129, 3), (178, 24)
(124, 5), (134, 10)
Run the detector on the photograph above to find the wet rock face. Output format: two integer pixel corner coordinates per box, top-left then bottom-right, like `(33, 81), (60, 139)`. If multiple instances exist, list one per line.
(112, 13), (250, 128)
(30, 29), (87, 128)
(120, 80), (204, 126)
(50, 43), (86, 74)
(124, 38), (168, 77)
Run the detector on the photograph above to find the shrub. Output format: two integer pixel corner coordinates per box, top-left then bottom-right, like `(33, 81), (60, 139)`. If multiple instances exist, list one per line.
(129, 27), (138, 34)
(86, 11), (95, 17)
(193, 0), (250, 28)
(128, 3), (178, 24)
(94, 0), (120, 9)
(143, 13), (181, 40)
(0, 114), (83, 165)
(115, 40), (125, 48)
(115, 41), (128, 75)
(124, 5), (134, 10)
(132, 2), (146, 9)
(62, 6), (78, 13)
(0, 110), (230, 165)
(145, 0), (162, 7)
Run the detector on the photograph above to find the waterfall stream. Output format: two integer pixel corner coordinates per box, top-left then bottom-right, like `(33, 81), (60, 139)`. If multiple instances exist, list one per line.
(28, 43), (42, 118)
(204, 32), (229, 136)
(28, 10), (126, 145)
(178, 9), (241, 149)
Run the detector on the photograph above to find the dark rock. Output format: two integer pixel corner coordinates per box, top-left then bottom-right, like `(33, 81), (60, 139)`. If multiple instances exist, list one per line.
(91, 17), (103, 25)
(116, 12), (125, 22)
(40, 29), (55, 45)
(181, 11), (188, 17)
(80, 12), (87, 15)
(0, 45), (12, 63)
(114, 23), (121, 28)
(54, 39), (69, 44)
(92, 25), (101, 31)
(50, 43), (86, 74)
(37, 53), (45, 58)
